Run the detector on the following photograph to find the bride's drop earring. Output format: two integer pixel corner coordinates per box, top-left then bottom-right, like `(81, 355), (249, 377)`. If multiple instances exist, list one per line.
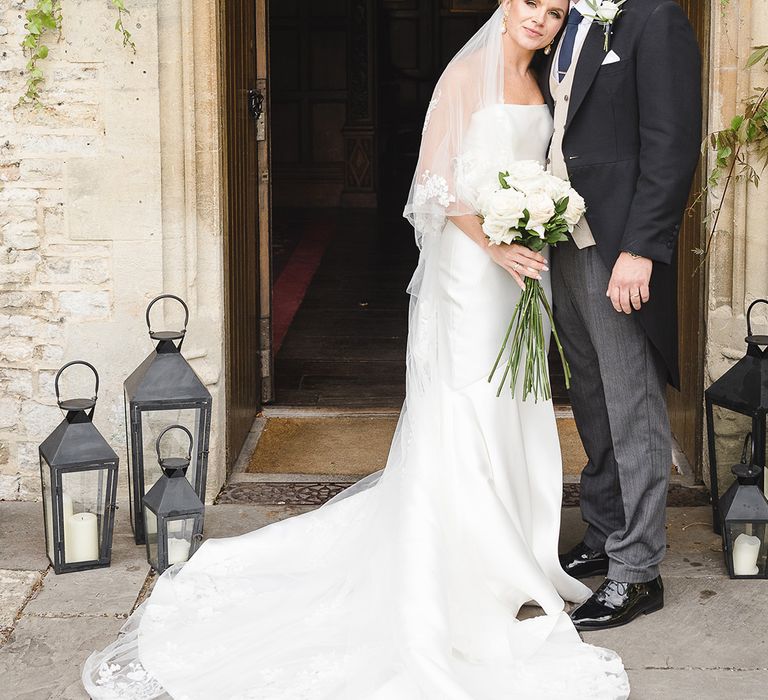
(544, 41), (553, 55)
(501, 12), (508, 34)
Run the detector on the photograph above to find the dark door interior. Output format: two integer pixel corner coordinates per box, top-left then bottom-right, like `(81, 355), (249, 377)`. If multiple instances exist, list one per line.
(264, 0), (708, 441)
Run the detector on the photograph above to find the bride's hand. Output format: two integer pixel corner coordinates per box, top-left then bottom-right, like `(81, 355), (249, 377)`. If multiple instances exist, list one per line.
(486, 243), (549, 290)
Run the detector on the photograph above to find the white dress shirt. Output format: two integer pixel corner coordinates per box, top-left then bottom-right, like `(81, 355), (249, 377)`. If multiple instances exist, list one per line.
(551, 0), (594, 82)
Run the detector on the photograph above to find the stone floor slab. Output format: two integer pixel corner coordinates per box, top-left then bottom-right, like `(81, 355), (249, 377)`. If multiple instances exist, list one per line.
(0, 616), (124, 699)
(203, 503), (315, 539)
(0, 570), (42, 628)
(23, 509), (149, 618)
(626, 669), (768, 700)
(23, 558), (148, 618)
(580, 575), (768, 671)
(561, 507), (726, 578)
(0, 502), (49, 571)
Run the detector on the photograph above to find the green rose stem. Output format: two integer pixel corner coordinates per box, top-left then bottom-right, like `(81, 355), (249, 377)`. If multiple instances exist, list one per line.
(488, 277), (571, 402)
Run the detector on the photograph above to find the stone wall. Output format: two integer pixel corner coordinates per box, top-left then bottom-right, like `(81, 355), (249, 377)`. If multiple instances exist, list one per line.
(0, 0), (226, 501)
(704, 1), (768, 489)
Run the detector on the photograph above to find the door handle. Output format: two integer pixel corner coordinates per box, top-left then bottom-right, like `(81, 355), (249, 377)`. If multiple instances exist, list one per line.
(248, 89), (263, 120)
(248, 88), (267, 141)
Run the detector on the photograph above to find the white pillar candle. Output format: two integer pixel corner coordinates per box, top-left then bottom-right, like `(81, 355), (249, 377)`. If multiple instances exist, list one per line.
(66, 512), (99, 563)
(166, 536), (191, 565)
(733, 532), (761, 576)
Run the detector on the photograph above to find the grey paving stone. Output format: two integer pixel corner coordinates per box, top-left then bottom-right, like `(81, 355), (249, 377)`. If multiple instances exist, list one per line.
(626, 669), (768, 700)
(560, 507), (726, 578)
(203, 503), (315, 539)
(0, 570), (42, 628)
(23, 559), (148, 618)
(0, 502), (49, 572)
(0, 616), (124, 700)
(580, 575), (768, 671)
(23, 513), (148, 618)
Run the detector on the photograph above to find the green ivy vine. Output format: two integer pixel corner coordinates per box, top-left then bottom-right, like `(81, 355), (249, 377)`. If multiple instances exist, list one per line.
(693, 46), (768, 261)
(19, 0), (136, 107)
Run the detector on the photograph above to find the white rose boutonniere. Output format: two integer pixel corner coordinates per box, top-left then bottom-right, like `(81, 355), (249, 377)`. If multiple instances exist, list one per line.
(584, 0), (626, 52)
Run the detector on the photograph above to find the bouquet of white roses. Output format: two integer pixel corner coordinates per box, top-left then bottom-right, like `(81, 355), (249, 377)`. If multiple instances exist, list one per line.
(480, 160), (586, 401)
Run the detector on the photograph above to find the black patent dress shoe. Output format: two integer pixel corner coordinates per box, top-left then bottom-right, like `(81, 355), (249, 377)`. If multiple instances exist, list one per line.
(570, 576), (664, 631)
(559, 541), (609, 579)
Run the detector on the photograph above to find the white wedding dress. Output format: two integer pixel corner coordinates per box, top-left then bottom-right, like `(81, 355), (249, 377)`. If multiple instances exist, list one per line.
(83, 104), (630, 699)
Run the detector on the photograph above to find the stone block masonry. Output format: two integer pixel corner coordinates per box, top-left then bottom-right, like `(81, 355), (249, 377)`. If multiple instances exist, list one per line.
(0, 1), (227, 503)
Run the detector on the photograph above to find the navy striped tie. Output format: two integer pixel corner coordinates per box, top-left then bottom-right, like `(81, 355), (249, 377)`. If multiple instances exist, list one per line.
(558, 7), (583, 82)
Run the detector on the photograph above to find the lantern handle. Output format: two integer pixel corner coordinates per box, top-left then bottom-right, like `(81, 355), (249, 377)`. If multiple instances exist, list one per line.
(746, 299), (768, 337)
(54, 361), (99, 414)
(155, 424), (194, 465)
(741, 432), (754, 465)
(145, 294), (189, 346)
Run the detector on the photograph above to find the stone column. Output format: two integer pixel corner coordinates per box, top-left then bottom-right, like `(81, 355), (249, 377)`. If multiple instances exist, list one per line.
(705, 1), (768, 490)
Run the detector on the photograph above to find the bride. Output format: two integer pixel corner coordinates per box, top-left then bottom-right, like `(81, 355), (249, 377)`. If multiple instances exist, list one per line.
(83, 2), (630, 697)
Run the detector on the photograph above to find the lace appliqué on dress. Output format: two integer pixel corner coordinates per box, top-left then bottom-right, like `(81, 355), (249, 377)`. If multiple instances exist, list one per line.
(94, 661), (166, 700)
(422, 89), (442, 134)
(413, 170), (455, 209)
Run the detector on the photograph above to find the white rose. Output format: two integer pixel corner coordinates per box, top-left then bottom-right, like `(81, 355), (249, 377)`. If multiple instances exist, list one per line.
(506, 160), (545, 187)
(482, 218), (519, 245)
(563, 189), (587, 227)
(597, 1), (620, 22)
(542, 174), (572, 202)
(525, 192), (556, 229)
(485, 187), (526, 224)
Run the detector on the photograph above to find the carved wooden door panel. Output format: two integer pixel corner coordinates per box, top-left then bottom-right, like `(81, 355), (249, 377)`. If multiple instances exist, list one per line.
(222, 0), (272, 471)
(667, 0), (710, 476)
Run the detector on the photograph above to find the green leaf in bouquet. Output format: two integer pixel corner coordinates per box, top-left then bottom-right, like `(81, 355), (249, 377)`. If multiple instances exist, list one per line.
(547, 230), (570, 245)
(554, 197), (569, 216)
(528, 237), (546, 252)
(498, 171), (511, 189)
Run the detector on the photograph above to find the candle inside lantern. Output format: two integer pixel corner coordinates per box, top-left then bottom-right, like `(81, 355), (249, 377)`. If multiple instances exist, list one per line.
(733, 532), (761, 576)
(66, 512), (99, 563)
(167, 536), (191, 565)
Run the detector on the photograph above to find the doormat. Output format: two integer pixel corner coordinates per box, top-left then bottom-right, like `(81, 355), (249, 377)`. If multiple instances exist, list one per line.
(216, 479), (710, 508)
(245, 416), (588, 477)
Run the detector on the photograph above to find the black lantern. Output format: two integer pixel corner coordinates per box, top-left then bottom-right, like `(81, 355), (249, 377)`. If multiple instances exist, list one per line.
(142, 425), (205, 573)
(39, 361), (119, 574)
(124, 294), (212, 544)
(719, 434), (768, 578)
(706, 299), (768, 533)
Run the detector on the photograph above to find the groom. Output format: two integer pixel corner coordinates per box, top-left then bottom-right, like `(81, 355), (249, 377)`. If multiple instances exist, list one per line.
(539, 0), (701, 630)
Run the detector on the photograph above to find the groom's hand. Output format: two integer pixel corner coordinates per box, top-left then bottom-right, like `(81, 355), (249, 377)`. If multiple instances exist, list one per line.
(606, 252), (652, 314)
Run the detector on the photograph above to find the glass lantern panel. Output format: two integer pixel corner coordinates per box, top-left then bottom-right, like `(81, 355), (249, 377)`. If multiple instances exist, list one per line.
(758, 414), (768, 499)
(140, 408), (202, 494)
(728, 522), (768, 577)
(40, 459), (55, 562)
(144, 508), (159, 569)
(711, 407), (754, 493)
(165, 517), (196, 565)
(60, 468), (108, 564)
(124, 389), (135, 530)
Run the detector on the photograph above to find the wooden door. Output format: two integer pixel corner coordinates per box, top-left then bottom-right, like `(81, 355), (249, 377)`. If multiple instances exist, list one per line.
(667, 0), (710, 477)
(222, 0), (272, 471)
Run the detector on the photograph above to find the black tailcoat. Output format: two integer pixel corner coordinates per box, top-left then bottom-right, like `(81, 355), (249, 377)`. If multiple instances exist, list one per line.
(538, 0), (702, 388)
